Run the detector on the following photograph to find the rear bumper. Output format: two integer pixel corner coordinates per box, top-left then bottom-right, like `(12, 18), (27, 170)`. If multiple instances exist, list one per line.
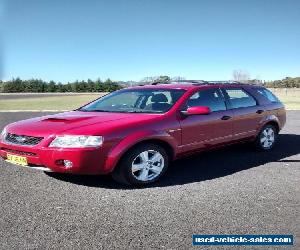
(0, 140), (110, 174)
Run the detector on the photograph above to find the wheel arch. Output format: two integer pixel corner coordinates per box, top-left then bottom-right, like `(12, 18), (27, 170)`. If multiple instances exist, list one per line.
(263, 120), (280, 133)
(104, 133), (177, 173)
(123, 139), (175, 160)
(258, 114), (281, 134)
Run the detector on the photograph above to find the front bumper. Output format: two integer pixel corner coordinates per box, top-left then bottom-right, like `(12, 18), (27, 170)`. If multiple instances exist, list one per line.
(0, 140), (109, 174)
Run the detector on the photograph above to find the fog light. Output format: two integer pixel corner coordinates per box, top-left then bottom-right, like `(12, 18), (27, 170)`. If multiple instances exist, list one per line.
(63, 160), (73, 168)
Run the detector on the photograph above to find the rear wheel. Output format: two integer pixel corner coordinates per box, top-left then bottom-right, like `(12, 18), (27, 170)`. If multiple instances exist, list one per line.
(112, 143), (169, 186)
(255, 124), (278, 150)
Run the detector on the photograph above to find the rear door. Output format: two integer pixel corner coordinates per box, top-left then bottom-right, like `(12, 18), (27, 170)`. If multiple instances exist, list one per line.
(221, 87), (262, 140)
(179, 87), (234, 152)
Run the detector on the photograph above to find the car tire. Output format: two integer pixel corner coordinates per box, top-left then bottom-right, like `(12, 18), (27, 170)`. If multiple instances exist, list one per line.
(255, 124), (278, 151)
(112, 143), (169, 186)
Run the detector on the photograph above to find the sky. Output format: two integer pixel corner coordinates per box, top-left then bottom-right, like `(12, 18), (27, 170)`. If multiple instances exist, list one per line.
(1, 0), (300, 82)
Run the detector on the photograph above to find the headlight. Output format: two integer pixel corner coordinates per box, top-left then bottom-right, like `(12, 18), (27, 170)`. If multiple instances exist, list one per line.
(1, 127), (7, 140)
(49, 135), (103, 148)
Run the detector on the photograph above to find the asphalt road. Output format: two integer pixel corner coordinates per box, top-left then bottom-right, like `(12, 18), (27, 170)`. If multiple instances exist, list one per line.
(0, 111), (299, 250)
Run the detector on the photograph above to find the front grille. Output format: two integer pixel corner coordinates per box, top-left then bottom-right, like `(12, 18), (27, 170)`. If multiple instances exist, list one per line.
(5, 133), (43, 146)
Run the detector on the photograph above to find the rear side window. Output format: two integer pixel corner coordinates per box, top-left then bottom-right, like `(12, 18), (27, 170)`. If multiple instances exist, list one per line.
(255, 88), (280, 103)
(224, 88), (257, 109)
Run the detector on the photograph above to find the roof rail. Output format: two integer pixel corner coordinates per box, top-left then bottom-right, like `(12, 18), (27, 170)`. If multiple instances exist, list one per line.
(150, 79), (207, 85)
(139, 80), (246, 86)
(205, 81), (242, 84)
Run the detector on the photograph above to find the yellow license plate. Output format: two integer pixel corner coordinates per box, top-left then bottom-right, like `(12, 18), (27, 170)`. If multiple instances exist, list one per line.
(6, 154), (28, 166)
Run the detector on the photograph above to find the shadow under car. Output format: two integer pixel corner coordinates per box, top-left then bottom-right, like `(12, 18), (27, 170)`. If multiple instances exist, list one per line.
(46, 134), (300, 189)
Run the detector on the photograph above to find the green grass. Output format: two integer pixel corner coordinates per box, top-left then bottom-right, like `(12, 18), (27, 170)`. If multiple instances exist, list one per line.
(0, 90), (299, 110)
(0, 94), (104, 111)
(276, 95), (300, 110)
(269, 88), (300, 110)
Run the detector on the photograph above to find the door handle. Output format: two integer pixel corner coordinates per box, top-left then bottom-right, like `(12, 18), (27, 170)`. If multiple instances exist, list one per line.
(221, 115), (231, 120)
(256, 110), (264, 114)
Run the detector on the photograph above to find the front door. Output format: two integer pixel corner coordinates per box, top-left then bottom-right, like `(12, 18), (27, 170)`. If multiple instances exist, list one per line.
(179, 87), (234, 152)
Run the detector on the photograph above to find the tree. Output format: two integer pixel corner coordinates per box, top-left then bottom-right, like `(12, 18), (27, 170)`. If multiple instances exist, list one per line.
(157, 75), (170, 83)
(232, 69), (250, 83)
(47, 81), (56, 92)
(171, 76), (186, 81)
(263, 77), (300, 88)
(140, 75), (171, 83)
(1, 76), (298, 93)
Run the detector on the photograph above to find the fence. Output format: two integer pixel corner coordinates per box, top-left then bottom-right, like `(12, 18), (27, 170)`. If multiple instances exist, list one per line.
(269, 88), (300, 97)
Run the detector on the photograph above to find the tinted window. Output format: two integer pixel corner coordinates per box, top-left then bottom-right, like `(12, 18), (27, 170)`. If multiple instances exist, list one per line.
(145, 91), (171, 106)
(255, 88), (280, 103)
(224, 88), (257, 109)
(186, 88), (226, 112)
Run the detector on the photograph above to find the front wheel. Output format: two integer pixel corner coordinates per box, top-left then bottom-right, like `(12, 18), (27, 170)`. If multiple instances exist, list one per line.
(112, 143), (169, 186)
(255, 124), (278, 151)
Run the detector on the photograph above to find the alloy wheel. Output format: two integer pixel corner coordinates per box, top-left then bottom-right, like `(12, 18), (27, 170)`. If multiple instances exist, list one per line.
(131, 150), (165, 181)
(260, 127), (275, 149)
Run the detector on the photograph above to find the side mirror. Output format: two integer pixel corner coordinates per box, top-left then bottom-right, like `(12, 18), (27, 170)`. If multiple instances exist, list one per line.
(181, 106), (211, 116)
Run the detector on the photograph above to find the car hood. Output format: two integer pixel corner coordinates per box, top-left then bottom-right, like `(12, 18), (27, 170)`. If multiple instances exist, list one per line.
(6, 111), (162, 137)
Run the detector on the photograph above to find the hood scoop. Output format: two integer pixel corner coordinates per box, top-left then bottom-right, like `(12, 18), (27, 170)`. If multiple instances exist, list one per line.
(41, 117), (91, 123)
(42, 118), (69, 122)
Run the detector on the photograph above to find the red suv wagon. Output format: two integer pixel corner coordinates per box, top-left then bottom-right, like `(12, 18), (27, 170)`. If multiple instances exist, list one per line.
(0, 81), (286, 185)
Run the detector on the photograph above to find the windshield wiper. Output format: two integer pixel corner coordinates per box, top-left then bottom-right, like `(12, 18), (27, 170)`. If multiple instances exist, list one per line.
(126, 110), (142, 113)
(126, 110), (161, 113)
(77, 109), (108, 112)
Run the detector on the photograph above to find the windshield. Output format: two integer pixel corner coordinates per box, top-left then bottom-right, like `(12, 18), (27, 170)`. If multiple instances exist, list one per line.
(79, 89), (186, 113)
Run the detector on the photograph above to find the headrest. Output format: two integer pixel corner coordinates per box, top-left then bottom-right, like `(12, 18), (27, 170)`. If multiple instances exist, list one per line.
(151, 93), (168, 103)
